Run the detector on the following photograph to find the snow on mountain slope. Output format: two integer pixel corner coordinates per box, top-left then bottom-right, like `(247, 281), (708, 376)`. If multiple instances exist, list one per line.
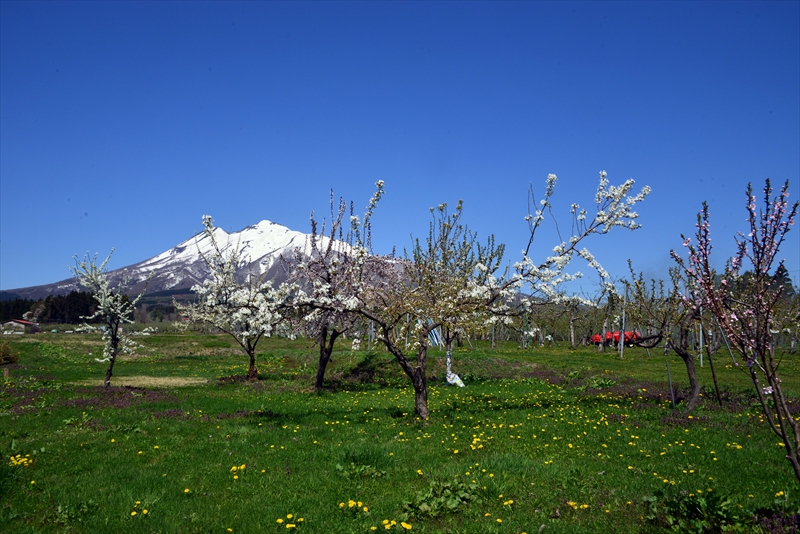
(1, 220), (327, 300)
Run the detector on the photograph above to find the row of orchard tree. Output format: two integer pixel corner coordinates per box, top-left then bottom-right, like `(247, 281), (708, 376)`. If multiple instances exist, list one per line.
(70, 174), (800, 481)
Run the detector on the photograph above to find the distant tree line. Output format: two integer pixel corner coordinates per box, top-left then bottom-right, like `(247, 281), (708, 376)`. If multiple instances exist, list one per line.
(0, 291), (182, 325)
(0, 291), (100, 324)
(0, 297), (37, 323)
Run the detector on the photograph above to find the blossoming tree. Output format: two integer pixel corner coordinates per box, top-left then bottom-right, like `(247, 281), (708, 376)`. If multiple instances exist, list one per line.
(71, 250), (149, 388)
(513, 172), (651, 303)
(673, 179), (799, 480)
(175, 215), (293, 380)
(624, 265), (708, 410)
(289, 189), (382, 390)
(292, 172), (649, 419)
(410, 200), (506, 387)
(364, 172), (649, 418)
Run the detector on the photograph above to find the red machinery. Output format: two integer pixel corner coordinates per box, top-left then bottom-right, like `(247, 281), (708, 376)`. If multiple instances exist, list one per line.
(591, 331), (640, 346)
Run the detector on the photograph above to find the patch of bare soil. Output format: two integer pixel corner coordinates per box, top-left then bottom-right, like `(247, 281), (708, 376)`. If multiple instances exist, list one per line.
(58, 386), (177, 410)
(71, 376), (208, 388)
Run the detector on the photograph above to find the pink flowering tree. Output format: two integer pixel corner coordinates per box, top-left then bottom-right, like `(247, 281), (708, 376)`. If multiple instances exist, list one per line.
(673, 179), (799, 480)
(289, 188), (382, 390)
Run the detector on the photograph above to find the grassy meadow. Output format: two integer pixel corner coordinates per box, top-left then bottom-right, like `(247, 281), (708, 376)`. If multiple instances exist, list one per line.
(1, 331), (799, 533)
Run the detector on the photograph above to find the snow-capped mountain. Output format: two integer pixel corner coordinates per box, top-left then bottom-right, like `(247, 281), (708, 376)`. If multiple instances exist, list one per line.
(1, 220), (320, 301)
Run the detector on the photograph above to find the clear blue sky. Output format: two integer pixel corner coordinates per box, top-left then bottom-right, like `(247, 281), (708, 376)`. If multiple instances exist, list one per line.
(1, 1), (798, 293)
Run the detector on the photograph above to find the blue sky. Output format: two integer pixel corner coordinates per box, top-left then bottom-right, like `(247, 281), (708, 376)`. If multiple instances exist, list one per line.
(1, 1), (798, 294)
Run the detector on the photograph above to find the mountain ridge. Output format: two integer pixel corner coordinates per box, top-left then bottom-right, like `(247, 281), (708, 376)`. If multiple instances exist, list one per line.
(0, 220), (317, 301)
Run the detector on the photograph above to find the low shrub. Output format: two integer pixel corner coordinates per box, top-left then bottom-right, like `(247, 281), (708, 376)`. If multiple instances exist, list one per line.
(0, 340), (19, 365)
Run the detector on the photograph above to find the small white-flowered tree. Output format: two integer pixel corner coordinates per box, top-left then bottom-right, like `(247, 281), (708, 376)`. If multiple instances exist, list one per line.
(176, 215), (293, 380)
(407, 200), (505, 389)
(71, 250), (149, 388)
(512, 171), (651, 303)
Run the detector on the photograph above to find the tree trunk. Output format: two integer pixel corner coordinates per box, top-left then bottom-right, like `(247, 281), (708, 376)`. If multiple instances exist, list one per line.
(377, 324), (431, 419)
(705, 344), (723, 406)
(315, 326), (341, 390)
(413, 366), (429, 419)
(673, 320), (701, 411)
(247, 349), (258, 380)
(413, 331), (430, 418)
(569, 308), (576, 347)
(104, 355), (115, 388)
(599, 318), (608, 353)
(104, 324), (120, 388)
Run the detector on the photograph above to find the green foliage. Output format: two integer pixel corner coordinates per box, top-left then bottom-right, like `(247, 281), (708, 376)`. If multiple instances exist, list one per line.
(335, 462), (386, 479)
(401, 477), (482, 519)
(62, 412), (93, 430)
(46, 500), (99, 526)
(38, 342), (66, 359)
(587, 375), (618, 389)
(644, 489), (748, 533)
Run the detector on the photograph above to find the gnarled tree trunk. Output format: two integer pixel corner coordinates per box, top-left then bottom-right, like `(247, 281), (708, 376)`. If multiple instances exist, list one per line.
(672, 313), (702, 411)
(315, 325), (341, 390)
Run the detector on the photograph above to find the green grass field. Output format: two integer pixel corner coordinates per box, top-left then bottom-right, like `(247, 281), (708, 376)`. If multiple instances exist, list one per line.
(1, 332), (798, 533)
